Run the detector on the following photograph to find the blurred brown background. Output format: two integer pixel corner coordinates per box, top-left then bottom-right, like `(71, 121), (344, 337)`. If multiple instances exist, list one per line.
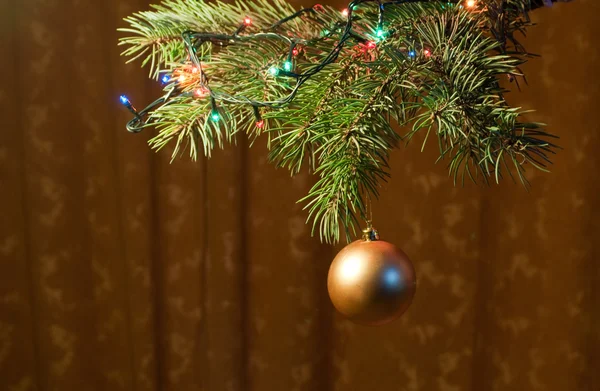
(0, 0), (599, 390)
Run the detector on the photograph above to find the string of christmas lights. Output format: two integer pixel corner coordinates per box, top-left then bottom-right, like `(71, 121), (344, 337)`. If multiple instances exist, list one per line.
(117, 0), (565, 243)
(119, 0), (467, 132)
(119, 0), (561, 132)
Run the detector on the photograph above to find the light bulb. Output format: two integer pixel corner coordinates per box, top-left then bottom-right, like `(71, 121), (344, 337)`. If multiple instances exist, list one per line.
(269, 66), (280, 76)
(194, 88), (208, 98)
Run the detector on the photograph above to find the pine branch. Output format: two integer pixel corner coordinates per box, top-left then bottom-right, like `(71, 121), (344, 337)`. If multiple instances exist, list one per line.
(119, 0), (563, 243)
(119, 0), (301, 78)
(398, 10), (557, 186)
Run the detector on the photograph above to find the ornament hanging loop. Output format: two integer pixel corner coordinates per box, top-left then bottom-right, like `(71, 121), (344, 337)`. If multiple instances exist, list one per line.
(362, 196), (379, 241)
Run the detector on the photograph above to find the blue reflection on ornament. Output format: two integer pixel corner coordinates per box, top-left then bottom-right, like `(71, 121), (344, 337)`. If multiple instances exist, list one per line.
(382, 266), (401, 290)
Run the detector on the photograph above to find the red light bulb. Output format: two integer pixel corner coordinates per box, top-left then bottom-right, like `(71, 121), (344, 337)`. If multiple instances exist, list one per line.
(256, 120), (265, 129)
(367, 41), (377, 49)
(244, 17), (252, 26)
(424, 49), (431, 57)
(342, 8), (349, 17)
(194, 88), (208, 98)
(292, 48), (299, 56)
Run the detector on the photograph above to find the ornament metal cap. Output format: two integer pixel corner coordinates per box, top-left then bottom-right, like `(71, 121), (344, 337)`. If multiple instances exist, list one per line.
(362, 224), (380, 241)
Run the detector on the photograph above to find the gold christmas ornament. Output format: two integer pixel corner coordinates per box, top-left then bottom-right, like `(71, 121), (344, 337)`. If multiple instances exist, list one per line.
(327, 226), (417, 326)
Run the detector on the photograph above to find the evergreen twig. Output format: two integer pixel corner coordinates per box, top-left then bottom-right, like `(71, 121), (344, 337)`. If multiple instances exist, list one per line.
(119, 0), (560, 243)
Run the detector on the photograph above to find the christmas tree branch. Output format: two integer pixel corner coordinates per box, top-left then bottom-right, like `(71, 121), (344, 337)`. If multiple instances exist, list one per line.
(119, 0), (561, 243)
(400, 10), (557, 185)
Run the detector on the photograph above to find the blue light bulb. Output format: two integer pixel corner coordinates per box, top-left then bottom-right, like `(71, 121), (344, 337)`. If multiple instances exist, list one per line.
(409, 50), (416, 57)
(161, 75), (170, 84)
(119, 95), (130, 105)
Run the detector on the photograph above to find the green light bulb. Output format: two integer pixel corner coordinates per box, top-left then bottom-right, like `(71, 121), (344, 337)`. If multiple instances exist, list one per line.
(269, 66), (280, 76)
(376, 28), (385, 38)
(211, 111), (220, 122)
(283, 61), (293, 72)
